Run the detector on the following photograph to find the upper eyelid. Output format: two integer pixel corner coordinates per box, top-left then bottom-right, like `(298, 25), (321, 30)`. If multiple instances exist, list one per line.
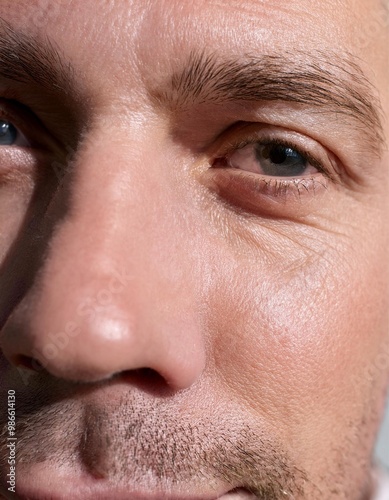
(211, 123), (316, 153)
(212, 126), (330, 172)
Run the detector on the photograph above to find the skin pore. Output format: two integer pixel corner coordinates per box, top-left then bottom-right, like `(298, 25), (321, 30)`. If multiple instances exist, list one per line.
(0, 0), (388, 499)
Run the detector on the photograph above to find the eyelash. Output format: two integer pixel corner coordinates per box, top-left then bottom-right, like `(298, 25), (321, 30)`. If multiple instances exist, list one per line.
(211, 132), (331, 199)
(241, 175), (327, 200)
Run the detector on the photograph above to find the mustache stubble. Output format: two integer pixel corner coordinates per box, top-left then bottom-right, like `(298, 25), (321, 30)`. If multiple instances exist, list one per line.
(0, 380), (307, 500)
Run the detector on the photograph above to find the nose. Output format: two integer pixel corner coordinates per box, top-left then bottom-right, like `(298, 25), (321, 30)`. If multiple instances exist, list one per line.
(0, 138), (206, 391)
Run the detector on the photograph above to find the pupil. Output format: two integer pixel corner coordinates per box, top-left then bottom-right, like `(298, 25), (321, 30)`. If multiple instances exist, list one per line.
(268, 145), (288, 164)
(0, 122), (10, 136)
(256, 143), (307, 177)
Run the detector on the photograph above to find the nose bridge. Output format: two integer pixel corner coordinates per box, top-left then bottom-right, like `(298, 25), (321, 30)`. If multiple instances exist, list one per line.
(46, 136), (166, 303)
(48, 138), (195, 318)
(57, 125), (187, 280)
(2, 131), (206, 389)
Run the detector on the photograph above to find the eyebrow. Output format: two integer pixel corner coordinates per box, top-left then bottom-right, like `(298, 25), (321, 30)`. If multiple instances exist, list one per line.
(0, 18), (79, 102)
(156, 50), (385, 150)
(0, 18), (384, 153)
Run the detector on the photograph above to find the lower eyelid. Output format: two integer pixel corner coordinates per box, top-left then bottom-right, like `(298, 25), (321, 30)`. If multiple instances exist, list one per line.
(219, 167), (327, 196)
(199, 166), (329, 219)
(0, 147), (48, 180)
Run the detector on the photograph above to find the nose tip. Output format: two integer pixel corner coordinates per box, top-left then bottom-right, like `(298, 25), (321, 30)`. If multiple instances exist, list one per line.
(1, 292), (206, 391)
(33, 312), (137, 383)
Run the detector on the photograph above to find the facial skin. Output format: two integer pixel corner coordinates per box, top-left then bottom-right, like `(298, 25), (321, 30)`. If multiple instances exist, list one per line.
(0, 0), (388, 498)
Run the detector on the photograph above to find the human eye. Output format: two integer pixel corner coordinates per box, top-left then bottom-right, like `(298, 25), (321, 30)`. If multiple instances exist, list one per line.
(225, 140), (320, 178)
(0, 99), (56, 183)
(204, 124), (338, 217)
(0, 98), (45, 153)
(0, 119), (30, 148)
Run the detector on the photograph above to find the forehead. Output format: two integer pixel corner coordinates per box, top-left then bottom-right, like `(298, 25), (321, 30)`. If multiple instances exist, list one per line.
(0, 0), (387, 115)
(1, 0), (386, 54)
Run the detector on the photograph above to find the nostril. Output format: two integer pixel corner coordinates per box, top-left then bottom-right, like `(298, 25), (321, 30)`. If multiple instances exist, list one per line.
(134, 367), (163, 382)
(15, 354), (44, 373)
(120, 367), (175, 397)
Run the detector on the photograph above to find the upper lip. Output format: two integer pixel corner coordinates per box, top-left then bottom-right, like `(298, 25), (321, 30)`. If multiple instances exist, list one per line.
(15, 492), (226, 500)
(9, 487), (247, 500)
(3, 472), (246, 500)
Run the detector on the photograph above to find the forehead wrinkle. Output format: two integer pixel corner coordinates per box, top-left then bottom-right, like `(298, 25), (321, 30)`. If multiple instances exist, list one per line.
(151, 48), (385, 152)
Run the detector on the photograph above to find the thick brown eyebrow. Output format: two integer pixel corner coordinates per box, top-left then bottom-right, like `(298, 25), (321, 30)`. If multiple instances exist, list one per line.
(0, 18), (384, 153)
(155, 50), (385, 151)
(0, 18), (79, 102)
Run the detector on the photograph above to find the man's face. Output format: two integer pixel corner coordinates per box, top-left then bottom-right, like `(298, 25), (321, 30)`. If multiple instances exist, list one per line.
(0, 0), (388, 499)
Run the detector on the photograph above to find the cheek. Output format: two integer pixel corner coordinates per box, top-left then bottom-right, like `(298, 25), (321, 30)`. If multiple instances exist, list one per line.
(207, 234), (389, 439)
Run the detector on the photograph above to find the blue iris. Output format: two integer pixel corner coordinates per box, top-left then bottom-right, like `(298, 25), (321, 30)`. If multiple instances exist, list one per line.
(0, 121), (18, 146)
(256, 144), (307, 176)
